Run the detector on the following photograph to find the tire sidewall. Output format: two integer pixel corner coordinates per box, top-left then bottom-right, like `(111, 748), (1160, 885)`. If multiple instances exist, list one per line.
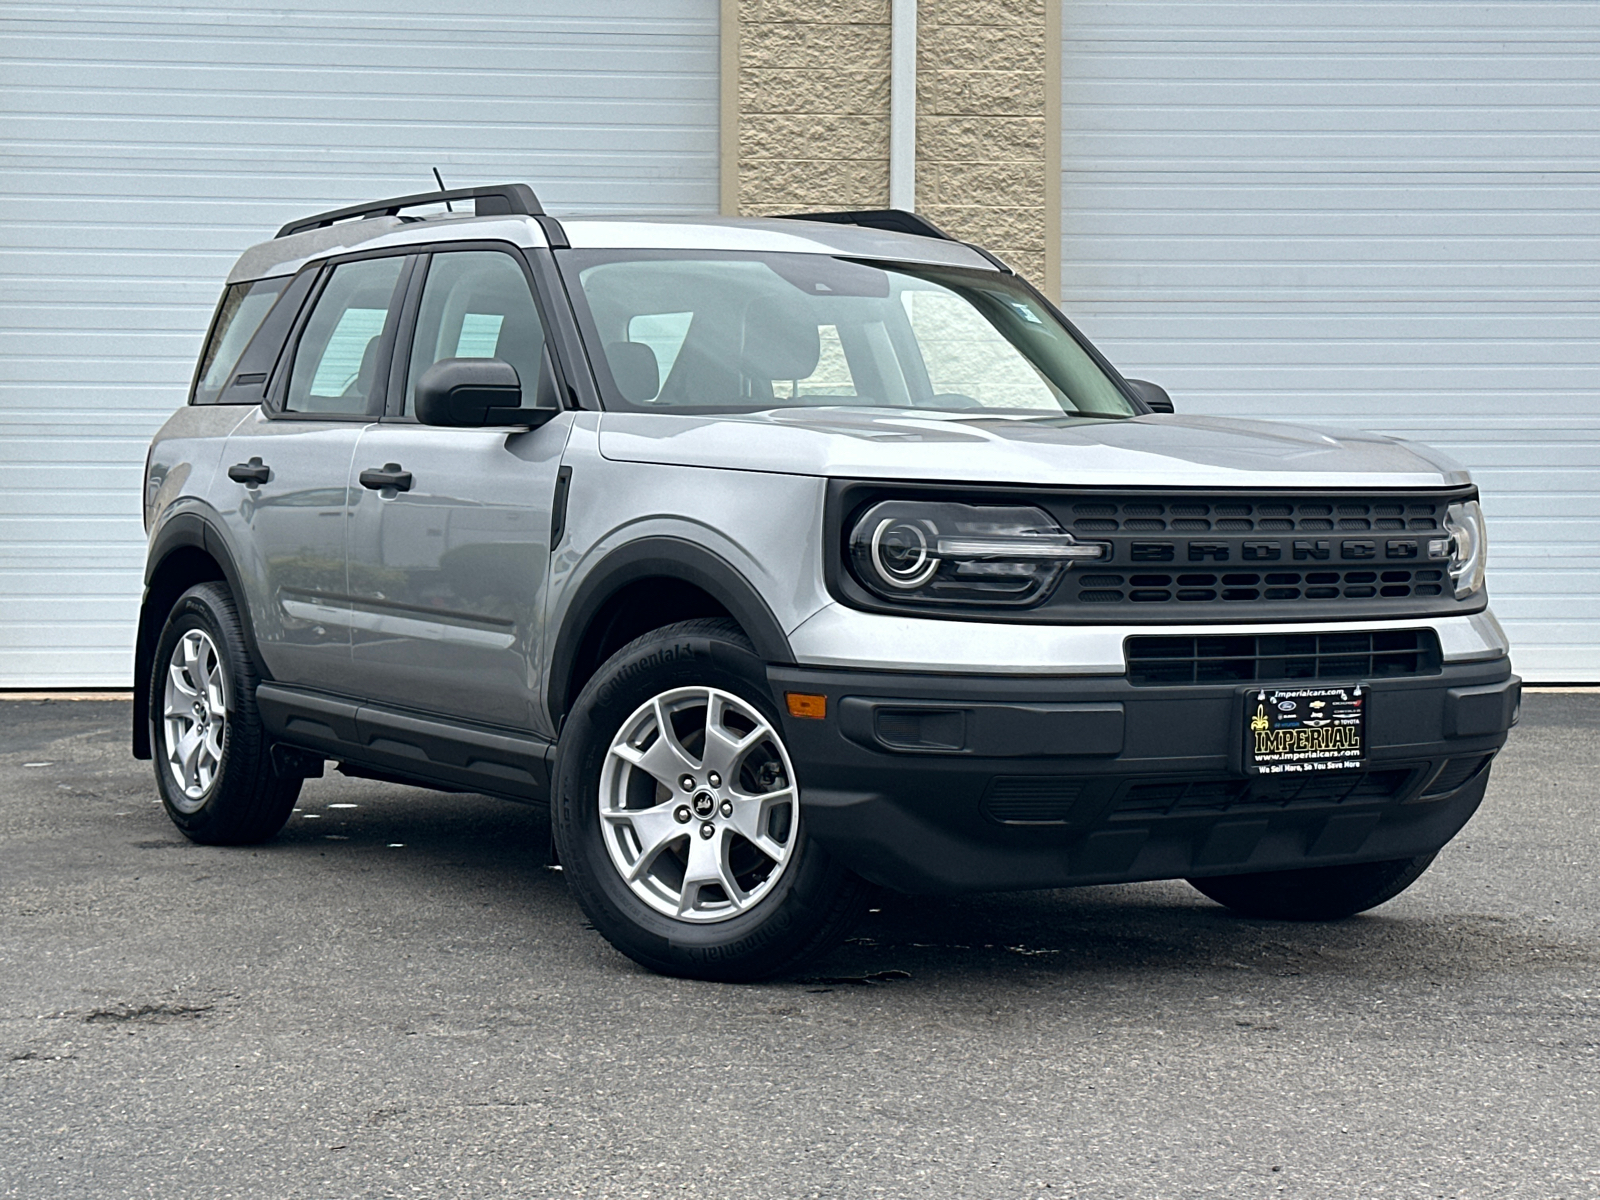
(554, 626), (839, 976)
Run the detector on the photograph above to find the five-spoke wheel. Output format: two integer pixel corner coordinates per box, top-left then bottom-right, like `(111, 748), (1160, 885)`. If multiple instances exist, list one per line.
(601, 686), (798, 921)
(162, 628), (229, 810)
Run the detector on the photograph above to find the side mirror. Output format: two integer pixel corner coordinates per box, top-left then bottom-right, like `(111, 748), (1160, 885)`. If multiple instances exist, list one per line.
(414, 358), (554, 428)
(1125, 379), (1174, 413)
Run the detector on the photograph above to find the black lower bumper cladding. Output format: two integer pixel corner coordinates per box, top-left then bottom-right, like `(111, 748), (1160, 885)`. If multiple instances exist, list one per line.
(768, 657), (1518, 894)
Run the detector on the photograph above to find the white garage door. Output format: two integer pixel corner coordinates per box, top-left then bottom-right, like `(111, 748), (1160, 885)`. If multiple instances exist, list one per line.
(1061, 1), (1600, 681)
(0, 1), (719, 687)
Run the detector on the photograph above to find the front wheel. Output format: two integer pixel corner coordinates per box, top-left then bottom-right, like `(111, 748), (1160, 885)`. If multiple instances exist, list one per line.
(553, 619), (870, 981)
(1187, 853), (1438, 921)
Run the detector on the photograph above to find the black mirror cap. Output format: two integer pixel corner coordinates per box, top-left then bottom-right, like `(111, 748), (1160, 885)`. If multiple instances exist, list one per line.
(1125, 378), (1174, 413)
(414, 358), (554, 427)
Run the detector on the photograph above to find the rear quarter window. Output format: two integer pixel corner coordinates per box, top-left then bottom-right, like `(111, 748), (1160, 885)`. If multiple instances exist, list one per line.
(190, 277), (288, 404)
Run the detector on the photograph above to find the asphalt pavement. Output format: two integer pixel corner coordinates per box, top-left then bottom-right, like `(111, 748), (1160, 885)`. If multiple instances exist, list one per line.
(1, 694), (1596, 1199)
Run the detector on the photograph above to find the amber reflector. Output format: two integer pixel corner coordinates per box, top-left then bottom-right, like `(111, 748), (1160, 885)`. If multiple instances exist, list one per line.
(786, 692), (827, 720)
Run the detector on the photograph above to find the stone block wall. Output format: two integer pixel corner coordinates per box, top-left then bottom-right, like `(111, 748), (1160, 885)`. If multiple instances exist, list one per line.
(733, 0), (893, 216)
(916, 0), (1050, 287)
(724, 0), (1055, 290)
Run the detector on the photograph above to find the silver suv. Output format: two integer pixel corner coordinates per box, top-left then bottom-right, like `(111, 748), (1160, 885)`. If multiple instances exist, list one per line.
(136, 183), (1519, 980)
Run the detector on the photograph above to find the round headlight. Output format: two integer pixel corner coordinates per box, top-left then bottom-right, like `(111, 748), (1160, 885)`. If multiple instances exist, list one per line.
(869, 517), (940, 589)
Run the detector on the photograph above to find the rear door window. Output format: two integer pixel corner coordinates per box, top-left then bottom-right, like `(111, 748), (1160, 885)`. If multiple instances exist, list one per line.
(191, 277), (287, 404)
(284, 256), (407, 416)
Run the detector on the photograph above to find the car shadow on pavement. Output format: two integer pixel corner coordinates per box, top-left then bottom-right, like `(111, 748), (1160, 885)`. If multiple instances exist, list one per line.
(206, 779), (1596, 993)
(804, 882), (1597, 990)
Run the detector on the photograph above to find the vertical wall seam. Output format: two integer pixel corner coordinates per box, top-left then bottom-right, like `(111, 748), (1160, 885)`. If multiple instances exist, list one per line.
(719, 0), (739, 215)
(1045, 0), (1063, 299)
(890, 0), (917, 210)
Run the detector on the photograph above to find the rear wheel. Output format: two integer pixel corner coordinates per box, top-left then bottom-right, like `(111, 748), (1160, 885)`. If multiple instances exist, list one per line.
(553, 619), (870, 981)
(150, 582), (299, 844)
(1188, 853), (1438, 921)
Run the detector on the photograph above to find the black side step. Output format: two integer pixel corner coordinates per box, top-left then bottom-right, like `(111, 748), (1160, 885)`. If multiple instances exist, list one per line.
(255, 684), (555, 804)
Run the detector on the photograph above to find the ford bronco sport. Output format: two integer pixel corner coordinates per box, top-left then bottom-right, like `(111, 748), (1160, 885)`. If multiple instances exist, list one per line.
(135, 183), (1519, 980)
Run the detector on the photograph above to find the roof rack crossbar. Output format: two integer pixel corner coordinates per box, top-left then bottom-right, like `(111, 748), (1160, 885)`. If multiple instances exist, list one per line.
(276, 183), (544, 239)
(779, 208), (954, 242)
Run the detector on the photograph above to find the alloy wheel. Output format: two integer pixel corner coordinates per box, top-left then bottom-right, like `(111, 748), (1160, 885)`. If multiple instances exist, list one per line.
(162, 628), (228, 811)
(598, 686), (798, 923)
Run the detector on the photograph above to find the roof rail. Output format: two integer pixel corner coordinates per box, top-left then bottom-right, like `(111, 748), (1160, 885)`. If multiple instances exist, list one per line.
(780, 208), (954, 242)
(275, 183), (545, 239)
(780, 207), (1013, 273)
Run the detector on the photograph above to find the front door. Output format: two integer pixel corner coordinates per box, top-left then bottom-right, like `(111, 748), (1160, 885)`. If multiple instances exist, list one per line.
(345, 248), (572, 731)
(215, 253), (411, 694)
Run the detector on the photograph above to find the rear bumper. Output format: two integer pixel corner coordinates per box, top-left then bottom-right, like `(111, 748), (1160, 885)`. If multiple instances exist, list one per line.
(768, 658), (1518, 894)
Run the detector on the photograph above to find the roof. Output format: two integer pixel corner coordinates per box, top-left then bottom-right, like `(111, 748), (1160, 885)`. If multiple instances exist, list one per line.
(227, 205), (999, 284)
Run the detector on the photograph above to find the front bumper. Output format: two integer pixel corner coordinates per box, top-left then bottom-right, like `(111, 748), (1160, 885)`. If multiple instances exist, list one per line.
(769, 658), (1518, 894)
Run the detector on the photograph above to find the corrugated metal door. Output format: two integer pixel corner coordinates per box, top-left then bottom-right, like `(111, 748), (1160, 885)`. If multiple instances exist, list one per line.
(0, 1), (719, 686)
(1061, 1), (1600, 681)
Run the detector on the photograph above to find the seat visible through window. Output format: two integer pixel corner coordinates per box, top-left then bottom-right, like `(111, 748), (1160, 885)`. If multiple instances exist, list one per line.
(405, 251), (551, 415)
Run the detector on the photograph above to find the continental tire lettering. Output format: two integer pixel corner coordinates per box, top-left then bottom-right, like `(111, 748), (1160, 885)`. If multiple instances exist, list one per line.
(1254, 726), (1361, 755)
(595, 641), (701, 706)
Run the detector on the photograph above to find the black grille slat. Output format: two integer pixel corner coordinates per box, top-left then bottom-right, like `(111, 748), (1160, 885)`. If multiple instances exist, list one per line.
(1073, 566), (1448, 609)
(1115, 768), (1414, 817)
(1053, 497), (1440, 535)
(1423, 754), (1495, 796)
(1125, 629), (1442, 686)
(983, 777), (1087, 824)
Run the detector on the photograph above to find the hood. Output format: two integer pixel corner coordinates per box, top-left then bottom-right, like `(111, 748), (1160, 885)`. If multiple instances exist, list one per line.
(597, 409), (1470, 490)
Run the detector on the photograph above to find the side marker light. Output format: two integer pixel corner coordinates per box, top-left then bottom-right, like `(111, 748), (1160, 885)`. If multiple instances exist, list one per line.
(786, 692), (827, 720)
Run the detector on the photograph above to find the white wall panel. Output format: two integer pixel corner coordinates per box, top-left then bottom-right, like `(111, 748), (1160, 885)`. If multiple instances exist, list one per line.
(1061, 0), (1600, 680)
(0, 0), (720, 686)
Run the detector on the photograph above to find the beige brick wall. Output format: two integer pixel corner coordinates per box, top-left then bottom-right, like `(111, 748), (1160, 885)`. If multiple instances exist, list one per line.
(723, 0), (1057, 290)
(916, 0), (1050, 286)
(732, 0), (892, 216)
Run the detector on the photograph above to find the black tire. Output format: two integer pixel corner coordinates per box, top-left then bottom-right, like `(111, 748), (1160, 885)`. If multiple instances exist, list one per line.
(149, 581), (299, 845)
(1187, 852), (1438, 921)
(553, 618), (871, 982)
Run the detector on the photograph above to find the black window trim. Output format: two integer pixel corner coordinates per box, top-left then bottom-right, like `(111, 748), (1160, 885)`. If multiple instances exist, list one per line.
(263, 247), (420, 423)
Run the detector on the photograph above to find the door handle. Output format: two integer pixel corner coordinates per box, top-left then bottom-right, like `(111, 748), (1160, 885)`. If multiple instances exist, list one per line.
(359, 463), (413, 492)
(228, 458), (271, 485)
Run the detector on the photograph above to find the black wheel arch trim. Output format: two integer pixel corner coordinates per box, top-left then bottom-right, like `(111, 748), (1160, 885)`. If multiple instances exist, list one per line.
(133, 511), (269, 760)
(546, 536), (795, 722)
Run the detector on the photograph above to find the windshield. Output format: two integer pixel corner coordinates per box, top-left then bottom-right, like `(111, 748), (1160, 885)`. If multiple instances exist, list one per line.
(563, 251), (1138, 418)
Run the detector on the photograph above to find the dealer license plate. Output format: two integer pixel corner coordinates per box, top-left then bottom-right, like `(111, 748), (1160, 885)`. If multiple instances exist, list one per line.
(1244, 685), (1366, 776)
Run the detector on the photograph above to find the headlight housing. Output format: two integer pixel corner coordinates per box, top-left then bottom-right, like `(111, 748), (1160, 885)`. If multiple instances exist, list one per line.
(848, 500), (1107, 607)
(1440, 499), (1487, 599)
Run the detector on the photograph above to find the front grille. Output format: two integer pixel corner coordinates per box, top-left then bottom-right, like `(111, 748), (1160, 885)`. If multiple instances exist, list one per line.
(1048, 492), (1460, 620)
(1114, 768), (1415, 818)
(1126, 629), (1441, 686)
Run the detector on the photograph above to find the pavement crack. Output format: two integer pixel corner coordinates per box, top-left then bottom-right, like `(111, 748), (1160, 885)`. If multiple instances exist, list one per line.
(83, 1001), (215, 1024)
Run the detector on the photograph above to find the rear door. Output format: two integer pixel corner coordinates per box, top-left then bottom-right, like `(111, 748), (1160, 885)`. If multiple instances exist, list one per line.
(215, 252), (413, 694)
(344, 246), (573, 731)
